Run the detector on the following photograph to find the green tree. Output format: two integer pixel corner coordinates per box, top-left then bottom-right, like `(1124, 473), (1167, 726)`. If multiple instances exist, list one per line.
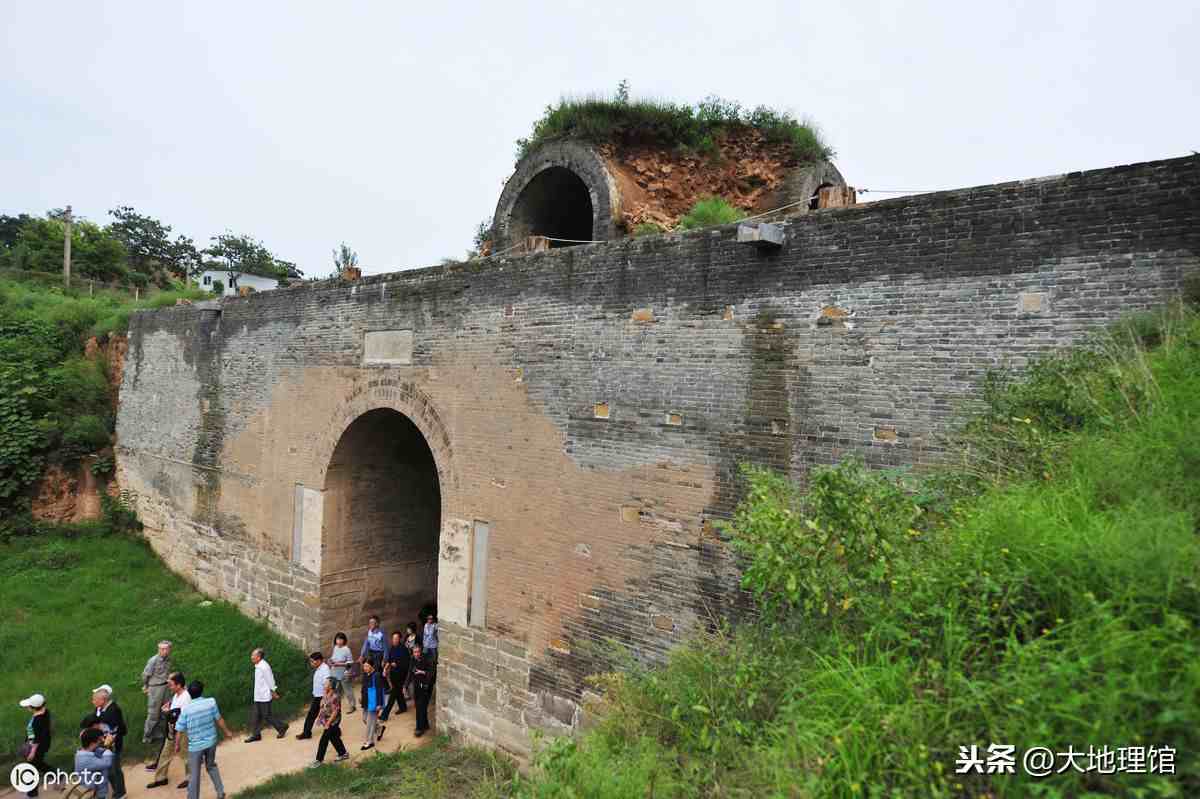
(107, 206), (173, 275)
(0, 214), (34, 250)
(205, 232), (281, 292)
(15, 216), (126, 280)
(167, 235), (202, 280)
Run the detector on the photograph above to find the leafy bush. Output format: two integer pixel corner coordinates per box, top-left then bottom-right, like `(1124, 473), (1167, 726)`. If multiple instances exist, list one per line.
(212, 278), (224, 294)
(676, 196), (746, 230)
(726, 460), (920, 620)
(101, 490), (142, 534)
(90, 453), (115, 477)
(0, 373), (44, 502)
(61, 414), (111, 456)
(515, 85), (834, 164)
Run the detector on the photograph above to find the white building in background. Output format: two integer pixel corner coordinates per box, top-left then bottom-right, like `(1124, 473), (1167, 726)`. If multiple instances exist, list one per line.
(198, 268), (298, 296)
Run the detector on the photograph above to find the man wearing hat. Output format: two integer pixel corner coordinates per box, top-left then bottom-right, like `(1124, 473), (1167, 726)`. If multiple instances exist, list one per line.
(141, 640), (175, 744)
(80, 684), (127, 799)
(19, 693), (51, 798)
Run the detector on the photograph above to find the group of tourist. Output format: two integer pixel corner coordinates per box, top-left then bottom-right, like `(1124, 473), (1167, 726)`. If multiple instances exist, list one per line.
(296, 613), (439, 767)
(15, 611), (439, 799)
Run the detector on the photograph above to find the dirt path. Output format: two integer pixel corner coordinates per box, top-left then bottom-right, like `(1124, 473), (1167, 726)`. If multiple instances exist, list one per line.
(4, 706), (434, 799)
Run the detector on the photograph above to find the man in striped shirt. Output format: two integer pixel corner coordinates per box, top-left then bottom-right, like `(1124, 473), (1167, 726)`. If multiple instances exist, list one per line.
(175, 681), (233, 799)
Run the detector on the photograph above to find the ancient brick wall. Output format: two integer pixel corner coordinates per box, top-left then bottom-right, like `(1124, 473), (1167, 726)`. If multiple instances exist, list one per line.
(115, 155), (1199, 759)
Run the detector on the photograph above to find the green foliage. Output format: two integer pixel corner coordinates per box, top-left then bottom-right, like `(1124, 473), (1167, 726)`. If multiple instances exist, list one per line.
(61, 414), (111, 456)
(725, 460), (919, 620)
(473, 218), (495, 251)
(0, 527), (309, 771)
(515, 84), (834, 164)
(90, 453), (115, 477)
(211, 278), (224, 295)
(206, 231), (295, 286)
(517, 305), (1200, 797)
(106, 205), (176, 277)
(631, 221), (665, 237)
(0, 278), (211, 512)
(1, 216), (129, 280)
(332, 242), (359, 275)
(676, 196), (746, 230)
(0, 367), (45, 502)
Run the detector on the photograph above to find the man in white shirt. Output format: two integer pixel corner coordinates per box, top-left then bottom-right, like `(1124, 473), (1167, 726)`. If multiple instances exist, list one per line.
(296, 652), (330, 740)
(146, 672), (191, 790)
(244, 648), (288, 742)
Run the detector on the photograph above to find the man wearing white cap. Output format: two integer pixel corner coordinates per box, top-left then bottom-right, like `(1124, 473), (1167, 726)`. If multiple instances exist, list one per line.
(19, 693), (51, 798)
(79, 684), (127, 799)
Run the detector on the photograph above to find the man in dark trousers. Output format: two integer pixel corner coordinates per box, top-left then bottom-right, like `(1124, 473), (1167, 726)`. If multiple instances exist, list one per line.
(409, 643), (435, 738)
(245, 648), (288, 742)
(80, 684), (127, 799)
(19, 693), (51, 799)
(378, 630), (409, 740)
(296, 652), (330, 740)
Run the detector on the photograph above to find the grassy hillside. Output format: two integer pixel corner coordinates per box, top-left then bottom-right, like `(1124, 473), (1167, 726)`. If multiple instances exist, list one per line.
(0, 277), (211, 520)
(1, 527), (309, 771)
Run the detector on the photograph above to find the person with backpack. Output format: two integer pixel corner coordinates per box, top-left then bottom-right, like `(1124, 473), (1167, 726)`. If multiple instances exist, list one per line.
(146, 671), (191, 790)
(358, 659), (385, 750)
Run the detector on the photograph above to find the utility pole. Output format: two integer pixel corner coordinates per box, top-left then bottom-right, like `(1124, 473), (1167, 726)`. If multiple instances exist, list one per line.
(62, 205), (72, 289)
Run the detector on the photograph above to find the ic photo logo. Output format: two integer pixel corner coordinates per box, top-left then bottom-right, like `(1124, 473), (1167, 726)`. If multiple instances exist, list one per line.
(9, 764), (104, 792)
(9, 763), (39, 792)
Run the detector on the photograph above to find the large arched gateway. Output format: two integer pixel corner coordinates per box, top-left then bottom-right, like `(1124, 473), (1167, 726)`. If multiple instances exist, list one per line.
(319, 407), (441, 644)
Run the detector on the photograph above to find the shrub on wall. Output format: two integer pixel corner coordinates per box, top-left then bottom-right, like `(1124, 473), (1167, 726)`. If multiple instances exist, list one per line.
(676, 197), (746, 230)
(515, 85), (835, 164)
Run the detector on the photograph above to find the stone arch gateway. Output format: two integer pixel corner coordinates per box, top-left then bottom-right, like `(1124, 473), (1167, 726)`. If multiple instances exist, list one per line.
(319, 407), (441, 644)
(114, 154), (1200, 760)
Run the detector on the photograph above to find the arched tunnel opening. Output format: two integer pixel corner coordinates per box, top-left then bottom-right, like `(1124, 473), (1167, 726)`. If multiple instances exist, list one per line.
(509, 166), (594, 247)
(321, 408), (440, 646)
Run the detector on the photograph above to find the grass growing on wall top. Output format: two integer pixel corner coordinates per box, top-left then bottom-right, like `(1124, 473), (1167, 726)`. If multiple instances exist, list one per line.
(515, 84), (834, 164)
(676, 196), (747, 230)
(0, 526), (310, 771)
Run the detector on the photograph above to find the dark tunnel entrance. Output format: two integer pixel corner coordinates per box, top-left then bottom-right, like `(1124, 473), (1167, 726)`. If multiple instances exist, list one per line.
(321, 408), (440, 647)
(509, 166), (594, 247)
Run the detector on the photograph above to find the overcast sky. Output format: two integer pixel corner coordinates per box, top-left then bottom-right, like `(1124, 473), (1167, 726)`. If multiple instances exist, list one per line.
(2, 2), (1196, 277)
